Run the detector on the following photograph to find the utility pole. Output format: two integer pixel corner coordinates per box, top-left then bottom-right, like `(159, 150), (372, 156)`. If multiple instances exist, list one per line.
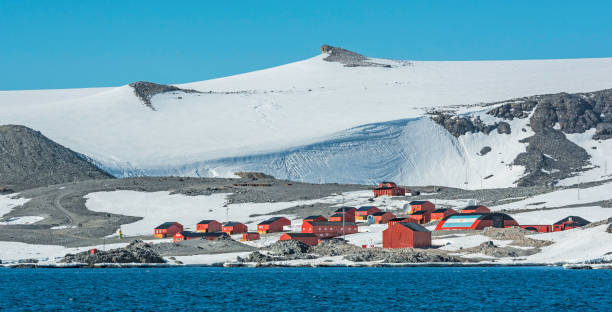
(577, 176), (581, 201)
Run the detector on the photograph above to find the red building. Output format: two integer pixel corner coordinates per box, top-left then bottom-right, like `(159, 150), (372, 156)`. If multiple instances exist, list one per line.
(368, 211), (396, 224)
(435, 213), (519, 231)
(460, 205), (490, 214)
(329, 213), (355, 222)
(222, 222), (248, 234)
(519, 224), (552, 233)
(373, 182), (406, 197)
(301, 221), (358, 238)
(553, 216), (590, 231)
(173, 231), (206, 242)
(355, 206), (381, 220)
(387, 217), (418, 228)
(406, 201), (436, 214)
(201, 232), (230, 241)
(196, 220), (222, 233)
(430, 208), (457, 221)
(334, 207), (357, 221)
(280, 233), (320, 246)
(303, 215), (327, 223)
(154, 222), (183, 238)
(242, 232), (261, 241)
(408, 210), (431, 224)
(257, 217), (291, 234)
(383, 222), (431, 248)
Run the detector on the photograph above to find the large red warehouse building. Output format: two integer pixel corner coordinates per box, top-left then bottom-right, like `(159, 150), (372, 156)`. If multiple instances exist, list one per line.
(383, 222), (431, 248)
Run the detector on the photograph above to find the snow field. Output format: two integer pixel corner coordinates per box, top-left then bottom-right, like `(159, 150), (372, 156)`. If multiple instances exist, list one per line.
(3, 54), (612, 186)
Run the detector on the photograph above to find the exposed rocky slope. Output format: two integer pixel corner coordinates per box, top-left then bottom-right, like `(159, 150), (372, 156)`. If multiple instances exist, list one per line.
(431, 88), (612, 186)
(129, 81), (201, 110)
(321, 44), (392, 68)
(0, 125), (112, 190)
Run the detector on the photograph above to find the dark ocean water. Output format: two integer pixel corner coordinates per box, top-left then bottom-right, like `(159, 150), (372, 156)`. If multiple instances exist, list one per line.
(1, 267), (610, 311)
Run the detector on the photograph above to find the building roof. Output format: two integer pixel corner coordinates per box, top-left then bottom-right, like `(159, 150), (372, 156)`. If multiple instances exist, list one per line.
(203, 232), (229, 238)
(335, 206), (356, 212)
(357, 206), (377, 211)
(258, 216), (287, 225)
(284, 233), (318, 238)
(432, 208), (451, 213)
(409, 201), (430, 205)
(463, 205), (484, 210)
(411, 210), (428, 215)
(155, 222), (178, 229)
(371, 211), (391, 216)
(304, 215), (326, 220)
(224, 221), (244, 227)
(176, 231), (205, 238)
(329, 213), (345, 218)
(554, 216), (590, 226)
(389, 217), (414, 222)
(197, 220), (219, 225)
(305, 221), (357, 226)
(397, 222), (430, 232)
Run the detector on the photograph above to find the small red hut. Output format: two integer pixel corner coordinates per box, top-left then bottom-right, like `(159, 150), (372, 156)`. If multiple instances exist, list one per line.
(196, 220), (222, 233)
(408, 210), (431, 224)
(368, 211), (396, 224)
(154, 222), (183, 238)
(280, 233), (320, 246)
(257, 217), (291, 234)
(406, 201), (436, 214)
(355, 206), (381, 221)
(242, 232), (261, 241)
(373, 182), (405, 197)
(430, 208), (457, 221)
(222, 222), (248, 234)
(383, 222), (431, 248)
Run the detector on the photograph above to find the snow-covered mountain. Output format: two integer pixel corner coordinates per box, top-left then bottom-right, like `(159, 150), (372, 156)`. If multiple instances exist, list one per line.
(2, 45), (612, 188)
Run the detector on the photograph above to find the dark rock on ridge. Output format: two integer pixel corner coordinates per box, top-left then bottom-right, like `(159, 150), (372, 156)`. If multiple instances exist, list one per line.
(0, 125), (112, 190)
(320, 44), (391, 68)
(129, 81), (201, 110)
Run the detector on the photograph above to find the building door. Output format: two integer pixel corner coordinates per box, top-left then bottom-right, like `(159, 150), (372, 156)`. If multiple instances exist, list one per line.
(492, 215), (503, 228)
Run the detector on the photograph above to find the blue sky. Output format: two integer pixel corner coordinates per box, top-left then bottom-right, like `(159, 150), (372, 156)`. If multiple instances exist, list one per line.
(1, 0), (612, 90)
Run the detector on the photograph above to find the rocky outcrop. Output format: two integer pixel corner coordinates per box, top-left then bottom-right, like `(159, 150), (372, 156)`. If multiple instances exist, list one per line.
(479, 146), (492, 156)
(487, 99), (538, 120)
(488, 89), (612, 139)
(320, 44), (391, 68)
(61, 240), (165, 265)
(462, 240), (537, 258)
(0, 125), (112, 190)
(233, 172), (275, 180)
(129, 81), (201, 110)
(513, 128), (590, 186)
(430, 114), (511, 137)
